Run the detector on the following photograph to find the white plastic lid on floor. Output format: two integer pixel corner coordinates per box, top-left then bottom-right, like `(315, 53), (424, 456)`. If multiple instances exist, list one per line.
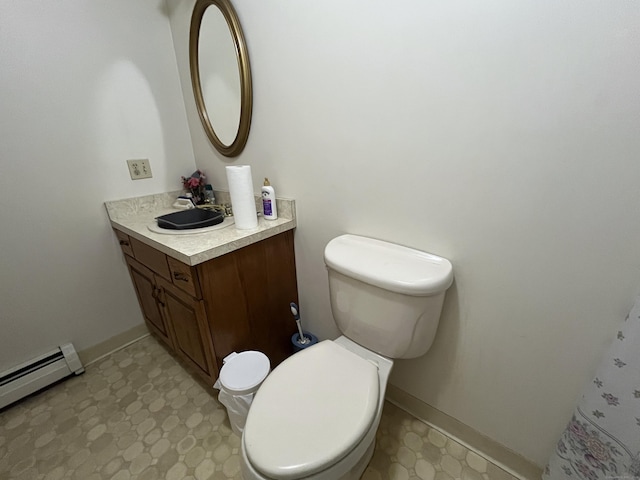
(219, 351), (270, 395)
(243, 340), (379, 479)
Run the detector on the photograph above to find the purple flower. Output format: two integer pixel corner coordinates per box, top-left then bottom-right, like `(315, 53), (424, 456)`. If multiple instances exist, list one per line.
(585, 454), (601, 468)
(568, 420), (588, 440)
(601, 393), (619, 406)
(575, 461), (598, 480)
(586, 436), (611, 463)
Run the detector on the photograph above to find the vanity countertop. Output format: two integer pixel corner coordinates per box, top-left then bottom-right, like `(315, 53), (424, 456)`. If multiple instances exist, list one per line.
(105, 191), (296, 266)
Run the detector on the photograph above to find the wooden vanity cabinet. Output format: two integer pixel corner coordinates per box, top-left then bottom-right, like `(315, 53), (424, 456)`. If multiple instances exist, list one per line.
(125, 255), (218, 384)
(117, 229), (299, 386)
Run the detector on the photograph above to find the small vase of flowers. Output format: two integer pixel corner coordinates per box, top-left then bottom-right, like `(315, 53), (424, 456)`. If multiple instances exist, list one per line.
(181, 170), (206, 204)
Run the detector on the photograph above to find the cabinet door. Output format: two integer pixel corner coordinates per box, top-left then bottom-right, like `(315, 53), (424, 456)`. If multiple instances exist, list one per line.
(157, 277), (218, 385)
(197, 230), (299, 368)
(125, 256), (173, 347)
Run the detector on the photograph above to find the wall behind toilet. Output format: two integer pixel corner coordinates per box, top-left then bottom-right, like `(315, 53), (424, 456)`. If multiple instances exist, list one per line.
(168, 0), (640, 465)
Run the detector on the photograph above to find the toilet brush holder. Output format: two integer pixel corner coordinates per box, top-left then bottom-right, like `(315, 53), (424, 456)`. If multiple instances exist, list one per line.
(291, 332), (318, 353)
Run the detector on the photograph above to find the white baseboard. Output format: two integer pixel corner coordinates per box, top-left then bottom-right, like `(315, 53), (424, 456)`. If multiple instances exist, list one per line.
(385, 384), (542, 480)
(78, 324), (150, 367)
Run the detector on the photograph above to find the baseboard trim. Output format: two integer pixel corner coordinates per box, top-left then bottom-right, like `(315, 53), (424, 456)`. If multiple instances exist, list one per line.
(78, 324), (150, 367)
(385, 384), (542, 480)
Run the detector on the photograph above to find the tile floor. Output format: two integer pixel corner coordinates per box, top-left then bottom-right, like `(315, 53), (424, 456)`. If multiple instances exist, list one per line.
(0, 336), (518, 480)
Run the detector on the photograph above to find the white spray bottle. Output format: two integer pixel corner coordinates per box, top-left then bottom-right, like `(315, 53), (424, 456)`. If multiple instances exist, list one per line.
(261, 178), (277, 220)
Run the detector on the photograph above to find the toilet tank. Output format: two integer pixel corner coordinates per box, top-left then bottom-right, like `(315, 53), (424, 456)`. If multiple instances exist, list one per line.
(324, 235), (453, 359)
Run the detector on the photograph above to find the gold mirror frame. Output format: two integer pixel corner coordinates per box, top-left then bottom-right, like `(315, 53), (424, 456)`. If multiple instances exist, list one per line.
(189, 0), (252, 157)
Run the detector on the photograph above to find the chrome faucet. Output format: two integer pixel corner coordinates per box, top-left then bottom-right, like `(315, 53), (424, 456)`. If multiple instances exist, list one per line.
(199, 203), (233, 217)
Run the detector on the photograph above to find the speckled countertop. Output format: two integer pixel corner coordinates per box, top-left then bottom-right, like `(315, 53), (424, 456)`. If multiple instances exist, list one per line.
(104, 191), (296, 266)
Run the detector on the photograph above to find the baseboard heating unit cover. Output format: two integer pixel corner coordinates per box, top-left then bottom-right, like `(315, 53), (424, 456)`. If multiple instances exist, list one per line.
(0, 343), (84, 409)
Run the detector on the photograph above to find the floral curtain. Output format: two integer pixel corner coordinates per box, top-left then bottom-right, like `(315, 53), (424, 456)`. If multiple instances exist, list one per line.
(543, 294), (640, 480)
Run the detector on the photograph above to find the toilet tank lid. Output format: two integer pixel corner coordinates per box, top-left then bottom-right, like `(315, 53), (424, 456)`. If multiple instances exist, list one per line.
(324, 234), (453, 296)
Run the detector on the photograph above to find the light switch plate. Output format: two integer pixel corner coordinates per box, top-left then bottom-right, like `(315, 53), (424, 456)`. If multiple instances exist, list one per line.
(127, 159), (152, 180)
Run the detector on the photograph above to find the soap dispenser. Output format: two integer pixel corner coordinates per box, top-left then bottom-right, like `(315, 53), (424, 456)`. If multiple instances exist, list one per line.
(261, 178), (277, 220)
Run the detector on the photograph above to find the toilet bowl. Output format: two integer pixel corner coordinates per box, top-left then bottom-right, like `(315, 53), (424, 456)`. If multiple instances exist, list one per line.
(241, 235), (453, 479)
(241, 337), (393, 480)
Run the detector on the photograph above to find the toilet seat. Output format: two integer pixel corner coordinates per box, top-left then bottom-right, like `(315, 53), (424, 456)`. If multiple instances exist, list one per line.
(243, 340), (379, 480)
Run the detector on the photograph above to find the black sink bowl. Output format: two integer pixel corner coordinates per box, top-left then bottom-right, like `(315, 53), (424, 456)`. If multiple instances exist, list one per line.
(155, 209), (225, 230)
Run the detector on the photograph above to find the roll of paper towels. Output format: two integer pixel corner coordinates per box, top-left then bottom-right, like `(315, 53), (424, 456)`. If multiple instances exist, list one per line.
(226, 165), (258, 230)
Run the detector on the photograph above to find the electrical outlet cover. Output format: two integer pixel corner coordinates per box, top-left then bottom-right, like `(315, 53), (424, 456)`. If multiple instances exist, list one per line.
(127, 159), (152, 180)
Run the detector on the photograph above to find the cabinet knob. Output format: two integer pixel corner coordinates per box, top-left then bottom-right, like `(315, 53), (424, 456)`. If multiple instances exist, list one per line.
(119, 240), (130, 247)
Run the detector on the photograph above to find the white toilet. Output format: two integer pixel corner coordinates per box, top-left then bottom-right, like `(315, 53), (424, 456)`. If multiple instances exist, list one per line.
(241, 234), (453, 480)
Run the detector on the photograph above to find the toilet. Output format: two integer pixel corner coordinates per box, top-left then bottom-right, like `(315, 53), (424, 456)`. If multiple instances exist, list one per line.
(241, 234), (453, 480)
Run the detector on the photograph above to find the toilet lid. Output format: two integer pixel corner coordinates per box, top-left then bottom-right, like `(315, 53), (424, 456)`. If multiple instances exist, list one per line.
(244, 340), (379, 480)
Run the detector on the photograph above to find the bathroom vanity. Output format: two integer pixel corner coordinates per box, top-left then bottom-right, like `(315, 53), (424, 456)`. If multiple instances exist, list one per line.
(105, 192), (298, 386)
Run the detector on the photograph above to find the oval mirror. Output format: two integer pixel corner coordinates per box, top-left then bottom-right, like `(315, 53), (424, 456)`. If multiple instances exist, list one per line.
(190, 0), (252, 157)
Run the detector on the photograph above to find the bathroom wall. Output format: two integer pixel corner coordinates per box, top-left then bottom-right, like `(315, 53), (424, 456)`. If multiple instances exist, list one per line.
(0, 1), (196, 370)
(168, 0), (640, 466)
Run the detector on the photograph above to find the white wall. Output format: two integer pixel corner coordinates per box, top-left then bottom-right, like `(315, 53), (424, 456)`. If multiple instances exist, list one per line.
(169, 0), (640, 465)
(0, 1), (196, 371)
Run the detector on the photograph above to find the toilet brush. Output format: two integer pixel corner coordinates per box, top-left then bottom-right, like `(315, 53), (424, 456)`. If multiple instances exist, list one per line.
(290, 302), (309, 344)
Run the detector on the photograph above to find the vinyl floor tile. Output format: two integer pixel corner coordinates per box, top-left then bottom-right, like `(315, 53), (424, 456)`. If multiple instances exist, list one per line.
(0, 336), (517, 480)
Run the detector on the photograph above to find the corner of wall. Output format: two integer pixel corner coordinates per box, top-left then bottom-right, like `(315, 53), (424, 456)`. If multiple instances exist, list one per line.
(78, 324), (150, 367)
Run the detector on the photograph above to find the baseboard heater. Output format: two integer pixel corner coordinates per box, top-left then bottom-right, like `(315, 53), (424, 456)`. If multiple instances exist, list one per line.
(0, 343), (84, 409)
